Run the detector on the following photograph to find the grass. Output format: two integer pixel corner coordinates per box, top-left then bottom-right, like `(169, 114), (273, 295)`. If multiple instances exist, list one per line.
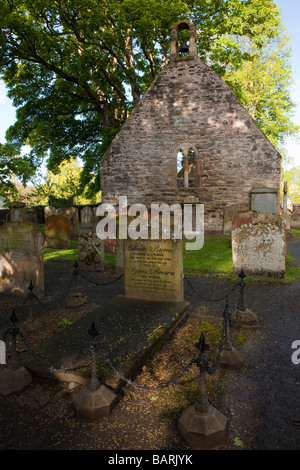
(183, 236), (233, 278)
(43, 240), (78, 262)
(291, 229), (300, 238)
(42, 234), (300, 283)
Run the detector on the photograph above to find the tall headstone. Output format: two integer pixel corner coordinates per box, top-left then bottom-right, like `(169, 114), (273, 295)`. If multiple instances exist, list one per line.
(80, 206), (94, 229)
(44, 215), (71, 249)
(232, 212), (286, 279)
(0, 222), (44, 297)
(124, 238), (184, 302)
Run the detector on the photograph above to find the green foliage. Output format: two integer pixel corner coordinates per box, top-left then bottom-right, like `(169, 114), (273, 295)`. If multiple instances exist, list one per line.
(61, 317), (74, 327)
(0, 142), (35, 197)
(0, 0), (285, 191)
(35, 157), (101, 206)
(233, 436), (247, 449)
(225, 26), (299, 149)
(281, 166), (300, 203)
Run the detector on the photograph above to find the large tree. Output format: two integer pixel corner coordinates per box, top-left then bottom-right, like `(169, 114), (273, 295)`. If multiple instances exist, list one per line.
(225, 26), (299, 148)
(0, 0), (283, 195)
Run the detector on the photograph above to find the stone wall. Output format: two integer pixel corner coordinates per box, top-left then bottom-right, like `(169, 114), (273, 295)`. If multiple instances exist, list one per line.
(100, 36), (281, 234)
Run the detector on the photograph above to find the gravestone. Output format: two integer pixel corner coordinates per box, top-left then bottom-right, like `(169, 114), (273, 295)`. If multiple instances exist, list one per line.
(0, 222), (44, 297)
(291, 204), (300, 230)
(80, 206), (94, 229)
(223, 203), (249, 235)
(44, 215), (71, 249)
(44, 206), (79, 240)
(124, 238), (184, 302)
(78, 232), (104, 271)
(232, 212), (286, 279)
(25, 208), (38, 225)
(9, 202), (26, 222)
(250, 187), (277, 214)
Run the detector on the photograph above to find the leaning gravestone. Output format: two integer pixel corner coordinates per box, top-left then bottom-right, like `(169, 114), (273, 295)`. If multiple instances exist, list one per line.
(0, 222), (44, 297)
(44, 215), (71, 249)
(124, 238), (184, 302)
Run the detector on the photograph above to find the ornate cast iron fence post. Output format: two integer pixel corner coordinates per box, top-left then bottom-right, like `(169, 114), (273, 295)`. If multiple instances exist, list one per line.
(194, 332), (210, 413)
(20, 281), (43, 332)
(87, 321), (101, 391)
(73, 321), (117, 420)
(0, 309), (32, 396)
(238, 269), (246, 312)
(220, 300), (244, 369)
(231, 269), (258, 330)
(178, 332), (228, 450)
(7, 309), (20, 371)
(64, 260), (86, 308)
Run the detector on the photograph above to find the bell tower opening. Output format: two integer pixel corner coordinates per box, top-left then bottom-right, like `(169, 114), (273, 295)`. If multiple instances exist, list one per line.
(170, 20), (197, 62)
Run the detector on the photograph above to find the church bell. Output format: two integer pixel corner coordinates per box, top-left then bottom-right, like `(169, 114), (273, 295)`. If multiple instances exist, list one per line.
(179, 40), (189, 53)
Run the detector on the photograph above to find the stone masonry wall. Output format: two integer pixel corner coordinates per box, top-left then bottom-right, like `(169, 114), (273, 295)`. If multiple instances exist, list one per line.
(100, 56), (281, 234)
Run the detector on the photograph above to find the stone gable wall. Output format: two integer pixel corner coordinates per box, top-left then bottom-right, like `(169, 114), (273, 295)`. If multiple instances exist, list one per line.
(100, 57), (281, 233)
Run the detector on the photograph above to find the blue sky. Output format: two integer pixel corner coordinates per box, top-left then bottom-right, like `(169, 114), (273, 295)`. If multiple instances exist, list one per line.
(275, 0), (300, 167)
(0, 0), (300, 168)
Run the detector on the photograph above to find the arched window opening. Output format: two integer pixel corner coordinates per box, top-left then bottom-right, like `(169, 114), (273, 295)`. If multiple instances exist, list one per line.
(170, 20), (197, 63)
(177, 28), (190, 58)
(177, 150), (185, 189)
(188, 149), (195, 187)
(177, 146), (197, 190)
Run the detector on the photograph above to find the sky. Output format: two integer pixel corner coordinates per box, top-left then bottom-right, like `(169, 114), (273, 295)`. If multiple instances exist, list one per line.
(0, 0), (300, 169)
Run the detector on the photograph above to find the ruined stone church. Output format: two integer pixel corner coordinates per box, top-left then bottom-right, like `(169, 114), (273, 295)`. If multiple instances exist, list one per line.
(100, 20), (282, 234)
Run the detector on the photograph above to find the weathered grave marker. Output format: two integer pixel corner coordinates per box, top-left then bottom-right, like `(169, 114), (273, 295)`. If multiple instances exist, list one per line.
(44, 214), (71, 249)
(44, 206), (79, 240)
(0, 222), (44, 297)
(9, 202), (26, 222)
(78, 232), (104, 272)
(250, 187), (277, 214)
(80, 206), (94, 229)
(232, 212), (286, 279)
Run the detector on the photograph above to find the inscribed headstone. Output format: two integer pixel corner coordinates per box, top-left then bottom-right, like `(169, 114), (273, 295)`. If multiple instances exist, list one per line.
(250, 188), (277, 214)
(0, 222), (44, 297)
(44, 215), (71, 249)
(124, 238), (184, 302)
